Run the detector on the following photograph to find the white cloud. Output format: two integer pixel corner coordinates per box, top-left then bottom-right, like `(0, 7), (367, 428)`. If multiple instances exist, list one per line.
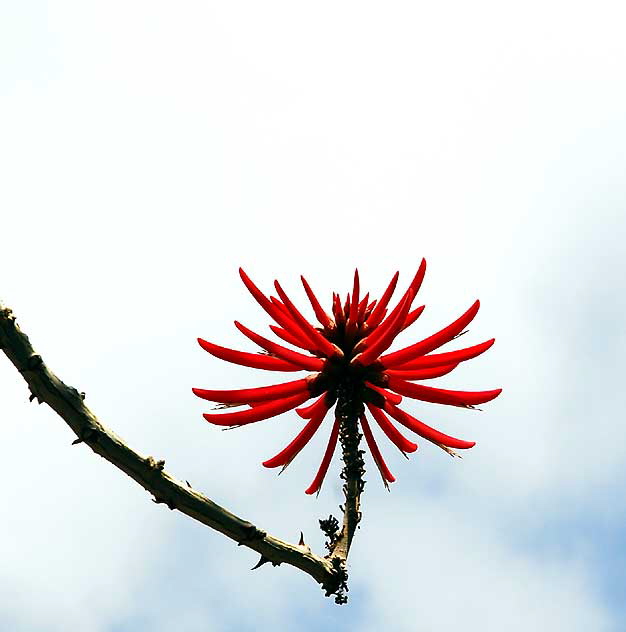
(1, 0), (625, 629)
(358, 497), (613, 632)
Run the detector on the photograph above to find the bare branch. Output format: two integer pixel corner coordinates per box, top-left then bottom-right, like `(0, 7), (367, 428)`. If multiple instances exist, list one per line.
(0, 302), (346, 599)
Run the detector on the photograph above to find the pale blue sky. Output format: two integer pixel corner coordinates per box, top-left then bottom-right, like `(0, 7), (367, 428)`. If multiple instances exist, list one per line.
(1, 2), (625, 630)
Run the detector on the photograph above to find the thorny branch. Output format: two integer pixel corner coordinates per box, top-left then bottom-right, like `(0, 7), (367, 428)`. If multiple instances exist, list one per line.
(0, 301), (362, 603)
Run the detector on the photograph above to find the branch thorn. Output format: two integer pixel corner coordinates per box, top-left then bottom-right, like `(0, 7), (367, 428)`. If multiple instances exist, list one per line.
(251, 555), (271, 570)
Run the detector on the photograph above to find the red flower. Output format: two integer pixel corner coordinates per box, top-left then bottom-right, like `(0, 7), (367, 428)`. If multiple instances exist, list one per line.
(193, 261), (501, 494)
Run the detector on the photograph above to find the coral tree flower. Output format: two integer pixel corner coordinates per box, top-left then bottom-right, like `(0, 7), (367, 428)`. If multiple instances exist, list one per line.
(193, 261), (501, 494)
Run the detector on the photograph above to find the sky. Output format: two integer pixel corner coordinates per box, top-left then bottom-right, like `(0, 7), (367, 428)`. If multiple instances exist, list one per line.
(1, 1), (625, 630)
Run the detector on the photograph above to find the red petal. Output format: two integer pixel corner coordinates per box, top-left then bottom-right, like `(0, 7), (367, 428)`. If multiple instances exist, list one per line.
(366, 271), (399, 328)
(355, 293), (408, 355)
(332, 293), (345, 325)
(203, 392), (311, 427)
(197, 338), (303, 372)
(262, 397), (331, 468)
(305, 417), (340, 495)
(343, 293), (351, 319)
(380, 300), (481, 368)
(353, 290), (414, 366)
(356, 292), (370, 324)
(234, 321), (324, 371)
(386, 338), (495, 370)
(366, 403), (417, 454)
(360, 414), (395, 483)
(270, 296), (324, 349)
(364, 382), (402, 405)
(192, 377), (311, 404)
(347, 269), (360, 328)
(300, 275), (333, 328)
(269, 325), (312, 350)
(269, 296), (289, 315)
(297, 392), (333, 419)
(384, 363), (459, 380)
(240, 269), (315, 347)
(364, 299), (377, 321)
(239, 268), (288, 327)
(387, 376), (502, 408)
(383, 401), (476, 449)
(274, 280), (342, 359)
(401, 305), (425, 332)
(390, 260), (426, 320)
(368, 260), (426, 332)
(406, 259), (427, 298)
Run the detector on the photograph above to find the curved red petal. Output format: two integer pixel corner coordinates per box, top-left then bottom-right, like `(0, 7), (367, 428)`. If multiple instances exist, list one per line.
(353, 290), (414, 366)
(400, 305), (426, 332)
(192, 377), (311, 404)
(387, 376), (502, 408)
(384, 363), (459, 380)
(383, 401), (476, 449)
(332, 292), (345, 325)
(296, 392), (335, 419)
(239, 268), (289, 326)
(369, 260), (426, 333)
(386, 338), (496, 370)
(197, 338), (303, 372)
(269, 296), (289, 315)
(203, 392), (311, 427)
(380, 300), (481, 368)
(304, 417), (340, 495)
(274, 280), (342, 359)
(234, 321), (324, 371)
(390, 260), (426, 321)
(269, 325), (312, 350)
(300, 275), (333, 328)
(270, 304), (324, 351)
(262, 399), (331, 468)
(407, 259), (427, 297)
(240, 269), (318, 347)
(269, 295), (322, 350)
(366, 271), (399, 328)
(360, 414), (395, 483)
(356, 291), (412, 354)
(366, 403), (417, 454)
(347, 269), (360, 328)
(364, 382), (402, 405)
(356, 292), (370, 324)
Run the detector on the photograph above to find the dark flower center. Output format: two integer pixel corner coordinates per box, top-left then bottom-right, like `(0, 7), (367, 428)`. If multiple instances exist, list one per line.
(312, 326), (386, 408)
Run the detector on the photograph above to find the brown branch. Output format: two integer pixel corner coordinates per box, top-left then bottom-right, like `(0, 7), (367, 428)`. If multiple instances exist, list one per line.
(0, 302), (347, 600)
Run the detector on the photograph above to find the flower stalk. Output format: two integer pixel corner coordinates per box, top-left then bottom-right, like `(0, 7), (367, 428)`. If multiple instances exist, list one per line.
(330, 380), (366, 564)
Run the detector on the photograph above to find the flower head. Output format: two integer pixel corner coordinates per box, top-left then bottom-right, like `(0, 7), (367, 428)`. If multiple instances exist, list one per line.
(193, 261), (501, 494)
